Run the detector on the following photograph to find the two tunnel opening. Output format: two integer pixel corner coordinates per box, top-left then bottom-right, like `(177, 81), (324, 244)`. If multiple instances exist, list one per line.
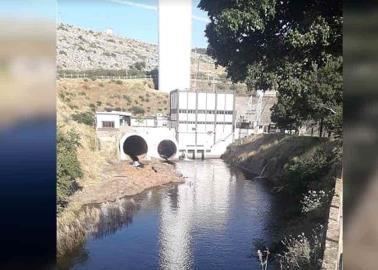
(123, 135), (177, 160)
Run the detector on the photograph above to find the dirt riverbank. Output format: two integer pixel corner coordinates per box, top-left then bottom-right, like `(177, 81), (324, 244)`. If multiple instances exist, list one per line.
(70, 160), (184, 205)
(222, 133), (326, 182)
(57, 159), (184, 257)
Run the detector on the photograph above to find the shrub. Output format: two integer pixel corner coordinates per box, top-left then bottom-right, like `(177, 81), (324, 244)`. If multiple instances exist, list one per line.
(301, 190), (329, 213)
(57, 129), (82, 212)
(68, 104), (78, 110)
(132, 61), (146, 71)
(72, 111), (94, 126)
(103, 51), (117, 57)
(105, 107), (121, 112)
(278, 225), (324, 270)
(96, 101), (102, 106)
(130, 105), (145, 115)
(282, 148), (333, 198)
(89, 103), (96, 112)
(59, 92), (66, 100)
(115, 80), (123, 85)
(123, 95), (131, 103)
(99, 82), (104, 87)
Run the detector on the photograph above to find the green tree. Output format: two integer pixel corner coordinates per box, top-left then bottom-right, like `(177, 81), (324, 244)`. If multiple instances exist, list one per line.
(199, 0), (342, 136)
(72, 111), (95, 126)
(133, 61), (146, 71)
(57, 129), (82, 213)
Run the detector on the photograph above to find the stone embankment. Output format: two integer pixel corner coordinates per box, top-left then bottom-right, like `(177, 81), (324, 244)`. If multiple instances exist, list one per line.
(321, 177), (343, 270)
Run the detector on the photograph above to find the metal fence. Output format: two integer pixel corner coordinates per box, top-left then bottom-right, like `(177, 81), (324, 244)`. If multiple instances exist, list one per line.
(57, 71), (249, 92)
(57, 73), (155, 80)
(57, 71), (228, 82)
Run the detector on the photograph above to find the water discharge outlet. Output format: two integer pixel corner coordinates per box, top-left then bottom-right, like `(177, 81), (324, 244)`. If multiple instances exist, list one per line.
(157, 140), (177, 159)
(123, 135), (148, 159)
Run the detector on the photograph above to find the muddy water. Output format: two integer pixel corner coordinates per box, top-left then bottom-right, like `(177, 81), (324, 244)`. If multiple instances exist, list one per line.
(59, 159), (278, 270)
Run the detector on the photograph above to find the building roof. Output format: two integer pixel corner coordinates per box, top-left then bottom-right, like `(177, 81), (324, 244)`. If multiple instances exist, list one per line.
(95, 111), (131, 116)
(171, 88), (234, 94)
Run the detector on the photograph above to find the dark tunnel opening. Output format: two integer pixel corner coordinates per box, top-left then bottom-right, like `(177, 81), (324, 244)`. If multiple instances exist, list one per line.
(123, 135), (148, 159)
(157, 140), (177, 159)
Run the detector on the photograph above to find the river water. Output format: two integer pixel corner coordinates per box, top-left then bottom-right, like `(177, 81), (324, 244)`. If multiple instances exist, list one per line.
(61, 159), (278, 270)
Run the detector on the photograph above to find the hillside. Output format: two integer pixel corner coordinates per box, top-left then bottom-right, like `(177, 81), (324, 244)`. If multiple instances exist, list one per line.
(57, 78), (169, 117)
(57, 23), (226, 78)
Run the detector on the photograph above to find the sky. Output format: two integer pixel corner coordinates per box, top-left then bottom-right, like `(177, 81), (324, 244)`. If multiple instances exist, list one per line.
(57, 0), (210, 48)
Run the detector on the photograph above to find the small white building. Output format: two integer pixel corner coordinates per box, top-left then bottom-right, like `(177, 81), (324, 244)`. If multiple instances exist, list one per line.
(170, 89), (235, 158)
(95, 111), (131, 129)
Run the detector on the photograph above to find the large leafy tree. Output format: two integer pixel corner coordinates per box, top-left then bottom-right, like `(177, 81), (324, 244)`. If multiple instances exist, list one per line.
(199, 0), (342, 136)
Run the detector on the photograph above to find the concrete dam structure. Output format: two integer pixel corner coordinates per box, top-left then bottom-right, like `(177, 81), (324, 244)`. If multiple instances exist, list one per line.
(94, 87), (277, 161)
(119, 127), (178, 161)
(95, 111), (178, 161)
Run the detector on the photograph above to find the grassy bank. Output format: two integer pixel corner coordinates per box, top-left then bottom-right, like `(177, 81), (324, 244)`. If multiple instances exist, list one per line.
(222, 134), (342, 269)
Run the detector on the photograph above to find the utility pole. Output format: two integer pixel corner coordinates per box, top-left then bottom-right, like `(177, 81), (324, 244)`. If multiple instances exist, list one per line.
(196, 49), (200, 91)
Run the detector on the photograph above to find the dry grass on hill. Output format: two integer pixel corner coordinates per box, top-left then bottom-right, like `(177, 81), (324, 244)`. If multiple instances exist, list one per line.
(57, 78), (169, 117)
(57, 96), (106, 191)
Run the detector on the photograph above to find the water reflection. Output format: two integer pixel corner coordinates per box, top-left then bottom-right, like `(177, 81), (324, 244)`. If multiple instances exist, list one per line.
(158, 160), (258, 270)
(62, 160), (275, 270)
(58, 197), (141, 269)
(90, 198), (140, 239)
(159, 183), (194, 269)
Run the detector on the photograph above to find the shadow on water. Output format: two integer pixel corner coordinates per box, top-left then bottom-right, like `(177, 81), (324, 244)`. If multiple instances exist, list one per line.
(57, 196), (143, 269)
